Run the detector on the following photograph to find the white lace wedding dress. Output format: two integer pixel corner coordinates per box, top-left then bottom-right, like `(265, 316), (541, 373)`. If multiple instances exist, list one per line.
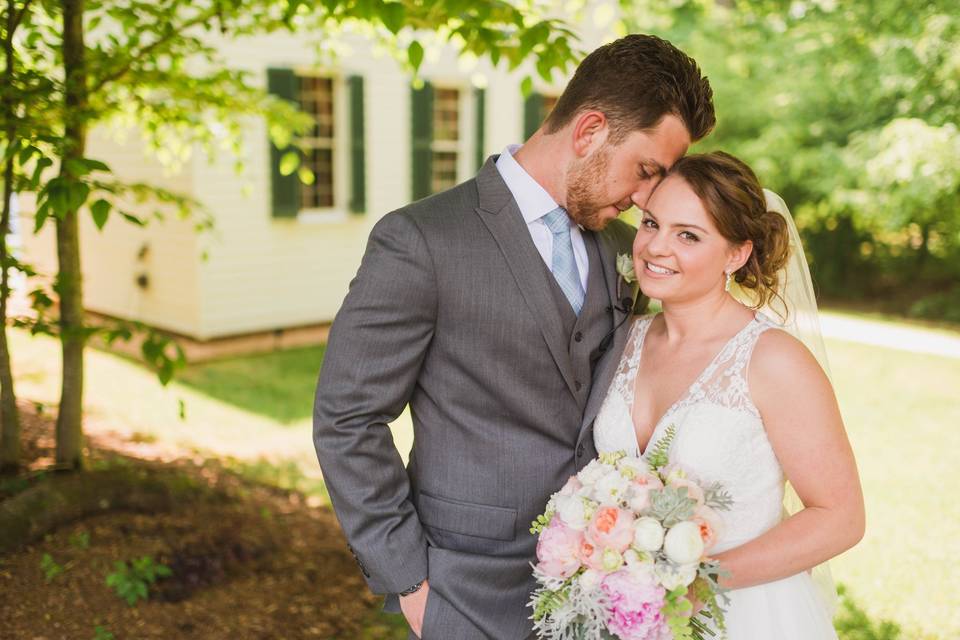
(593, 313), (838, 639)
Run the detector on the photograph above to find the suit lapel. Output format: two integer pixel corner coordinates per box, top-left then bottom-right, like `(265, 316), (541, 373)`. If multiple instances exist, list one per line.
(473, 158), (579, 400)
(579, 229), (635, 435)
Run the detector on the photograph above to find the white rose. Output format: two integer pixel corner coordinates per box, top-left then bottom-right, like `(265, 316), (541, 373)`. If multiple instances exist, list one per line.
(592, 469), (630, 506)
(655, 561), (699, 590)
(577, 459), (606, 487)
(663, 521), (705, 565)
(555, 495), (589, 530)
(579, 568), (603, 590)
(632, 517), (665, 552)
(616, 456), (650, 480)
(623, 549), (654, 572)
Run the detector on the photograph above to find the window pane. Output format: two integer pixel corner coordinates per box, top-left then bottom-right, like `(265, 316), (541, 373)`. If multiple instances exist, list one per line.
(297, 74), (336, 208)
(433, 88), (460, 142)
(432, 151), (458, 193)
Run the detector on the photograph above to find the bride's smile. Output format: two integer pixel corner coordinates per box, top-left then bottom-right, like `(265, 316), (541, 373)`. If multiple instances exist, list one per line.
(632, 174), (753, 307)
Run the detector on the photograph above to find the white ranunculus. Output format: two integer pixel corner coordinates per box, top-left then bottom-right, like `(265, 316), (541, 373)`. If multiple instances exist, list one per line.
(592, 469), (631, 506)
(555, 495), (589, 530)
(632, 517), (665, 552)
(663, 521), (705, 565)
(601, 548), (624, 572)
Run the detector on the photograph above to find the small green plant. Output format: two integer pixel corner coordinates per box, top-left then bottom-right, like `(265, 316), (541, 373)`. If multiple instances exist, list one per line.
(69, 531), (91, 549)
(40, 554), (64, 582)
(92, 626), (115, 640)
(105, 555), (172, 606)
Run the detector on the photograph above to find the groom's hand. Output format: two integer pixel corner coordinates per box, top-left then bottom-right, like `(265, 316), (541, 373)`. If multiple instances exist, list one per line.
(400, 579), (430, 638)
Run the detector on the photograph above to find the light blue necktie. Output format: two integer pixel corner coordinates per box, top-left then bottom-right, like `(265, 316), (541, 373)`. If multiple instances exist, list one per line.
(542, 207), (585, 315)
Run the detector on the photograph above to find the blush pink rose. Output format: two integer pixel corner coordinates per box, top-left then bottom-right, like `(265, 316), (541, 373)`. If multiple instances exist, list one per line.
(586, 506), (635, 553)
(627, 473), (664, 512)
(669, 478), (705, 506)
(601, 569), (669, 640)
(693, 504), (725, 553)
(536, 518), (584, 579)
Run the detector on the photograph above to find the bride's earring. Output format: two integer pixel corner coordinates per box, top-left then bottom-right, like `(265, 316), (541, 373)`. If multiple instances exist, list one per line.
(724, 271), (732, 292)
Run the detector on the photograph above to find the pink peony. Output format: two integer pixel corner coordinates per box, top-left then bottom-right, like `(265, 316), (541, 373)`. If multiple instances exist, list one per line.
(536, 518), (584, 579)
(601, 570), (669, 640)
(586, 506), (635, 553)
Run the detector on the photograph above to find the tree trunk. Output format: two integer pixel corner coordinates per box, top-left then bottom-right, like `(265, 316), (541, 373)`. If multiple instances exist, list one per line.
(55, 0), (87, 470)
(0, 0), (22, 472)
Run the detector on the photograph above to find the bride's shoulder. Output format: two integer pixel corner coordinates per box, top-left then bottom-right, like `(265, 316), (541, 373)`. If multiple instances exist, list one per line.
(749, 325), (827, 388)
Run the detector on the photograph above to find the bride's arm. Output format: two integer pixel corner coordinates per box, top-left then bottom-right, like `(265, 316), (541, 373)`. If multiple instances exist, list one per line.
(711, 328), (865, 589)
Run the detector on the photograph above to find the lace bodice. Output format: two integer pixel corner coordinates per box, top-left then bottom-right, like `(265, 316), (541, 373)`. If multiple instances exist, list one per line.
(594, 313), (786, 551)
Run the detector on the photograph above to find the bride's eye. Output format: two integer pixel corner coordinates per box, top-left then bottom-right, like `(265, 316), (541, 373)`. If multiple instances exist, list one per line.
(641, 217), (658, 229)
(679, 230), (700, 242)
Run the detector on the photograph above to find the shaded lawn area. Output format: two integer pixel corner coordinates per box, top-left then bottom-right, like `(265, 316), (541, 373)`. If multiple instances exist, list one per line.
(176, 345), (326, 424)
(8, 315), (960, 638)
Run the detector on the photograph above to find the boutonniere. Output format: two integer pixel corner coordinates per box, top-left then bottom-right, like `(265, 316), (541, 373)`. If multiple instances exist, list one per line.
(615, 253), (639, 310)
(616, 253), (637, 284)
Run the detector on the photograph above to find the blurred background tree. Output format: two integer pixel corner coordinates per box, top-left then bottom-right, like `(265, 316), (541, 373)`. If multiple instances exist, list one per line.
(621, 0), (960, 319)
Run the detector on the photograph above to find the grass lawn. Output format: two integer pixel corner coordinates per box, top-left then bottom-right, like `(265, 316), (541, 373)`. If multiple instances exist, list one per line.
(8, 313), (959, 638)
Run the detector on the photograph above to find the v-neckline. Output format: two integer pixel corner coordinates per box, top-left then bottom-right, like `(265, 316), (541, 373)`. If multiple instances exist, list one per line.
(631, 314), (758, 455)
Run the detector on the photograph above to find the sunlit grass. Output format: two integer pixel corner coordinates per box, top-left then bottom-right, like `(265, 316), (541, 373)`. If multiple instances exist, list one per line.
(8, 312), (959, 638)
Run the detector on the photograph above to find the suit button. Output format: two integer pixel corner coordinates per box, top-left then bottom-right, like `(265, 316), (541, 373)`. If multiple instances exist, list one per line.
(574, 331), (583, 342)
(576, 443), (585, 458)
(574, 380), (582, 391)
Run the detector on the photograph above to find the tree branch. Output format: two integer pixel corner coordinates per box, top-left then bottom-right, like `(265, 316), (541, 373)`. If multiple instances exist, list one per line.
(10, 0), (33, 34)
(88, 5), (220, 96)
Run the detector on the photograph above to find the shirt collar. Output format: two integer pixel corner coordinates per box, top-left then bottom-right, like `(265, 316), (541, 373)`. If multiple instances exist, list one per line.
(495, 144), (562, 224)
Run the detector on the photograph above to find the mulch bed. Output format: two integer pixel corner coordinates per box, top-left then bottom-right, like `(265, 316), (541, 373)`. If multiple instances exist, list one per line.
(0, 402), (401, 640)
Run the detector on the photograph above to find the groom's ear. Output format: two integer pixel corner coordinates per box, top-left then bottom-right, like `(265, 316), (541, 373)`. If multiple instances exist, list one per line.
(571, 111), (609, 157)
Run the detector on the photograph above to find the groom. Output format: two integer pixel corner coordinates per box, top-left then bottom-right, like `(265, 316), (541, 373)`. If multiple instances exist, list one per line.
(313, 34), (714, 639)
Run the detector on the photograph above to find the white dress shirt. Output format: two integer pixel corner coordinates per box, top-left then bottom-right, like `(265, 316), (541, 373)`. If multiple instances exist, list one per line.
(495, 144), (589, 291)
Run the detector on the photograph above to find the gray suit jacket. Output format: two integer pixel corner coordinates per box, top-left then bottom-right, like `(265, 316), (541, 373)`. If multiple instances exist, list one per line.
(313, 157), (641, 639)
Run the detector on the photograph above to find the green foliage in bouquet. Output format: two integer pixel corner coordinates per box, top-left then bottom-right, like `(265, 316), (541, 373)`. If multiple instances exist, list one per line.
(531, 588), (569, 621)
(703, 482), (734, 512)
(646, 424), (677, 471)
(530, 509), (555, 535)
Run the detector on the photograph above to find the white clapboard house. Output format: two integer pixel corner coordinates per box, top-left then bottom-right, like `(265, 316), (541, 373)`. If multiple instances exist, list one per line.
(19, 25), (612, 357)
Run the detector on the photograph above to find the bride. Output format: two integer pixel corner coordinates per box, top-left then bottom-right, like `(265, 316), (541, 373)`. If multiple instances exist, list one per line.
(593, 151), (865, 638)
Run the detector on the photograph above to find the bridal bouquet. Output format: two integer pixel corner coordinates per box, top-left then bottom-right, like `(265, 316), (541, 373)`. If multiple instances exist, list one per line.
(529, 427), (732, 640)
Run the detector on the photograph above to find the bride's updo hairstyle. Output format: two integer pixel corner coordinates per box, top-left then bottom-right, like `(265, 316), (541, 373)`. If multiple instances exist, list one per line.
(667, 151), (791, 309)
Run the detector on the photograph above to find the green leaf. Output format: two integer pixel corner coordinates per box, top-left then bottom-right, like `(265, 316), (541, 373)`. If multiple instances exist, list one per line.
(408, 41), (424, 71)
(520, 76), (533, 99)
(91, 199), (111, 230)
(67, 181), (92, 212)
(279, 151), (300, 176)
(381, 2), (405, 34)
(31, 157), (53, 187)
(297, 166), (315, 185)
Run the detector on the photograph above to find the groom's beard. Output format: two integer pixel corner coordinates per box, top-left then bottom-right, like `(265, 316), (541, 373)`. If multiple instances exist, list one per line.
(566, 146), (612, 231)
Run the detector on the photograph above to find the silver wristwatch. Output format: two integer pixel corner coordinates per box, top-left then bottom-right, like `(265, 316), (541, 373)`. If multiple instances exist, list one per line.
(399, 580), (425, 596)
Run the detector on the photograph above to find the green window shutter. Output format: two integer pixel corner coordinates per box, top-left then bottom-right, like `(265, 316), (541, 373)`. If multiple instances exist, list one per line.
(523, 92), (544, 140)
(267, 67), (300, 218)
(474, 87), (486, 172)
(348, 75), (366, 214)
(411, 82), (434, 200)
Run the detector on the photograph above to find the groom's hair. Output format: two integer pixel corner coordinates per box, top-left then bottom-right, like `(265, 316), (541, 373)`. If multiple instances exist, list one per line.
(543, 34), (715, 144)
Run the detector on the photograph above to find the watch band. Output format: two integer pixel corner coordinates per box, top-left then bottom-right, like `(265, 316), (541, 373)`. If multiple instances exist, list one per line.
(399, 580), (425, 596)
